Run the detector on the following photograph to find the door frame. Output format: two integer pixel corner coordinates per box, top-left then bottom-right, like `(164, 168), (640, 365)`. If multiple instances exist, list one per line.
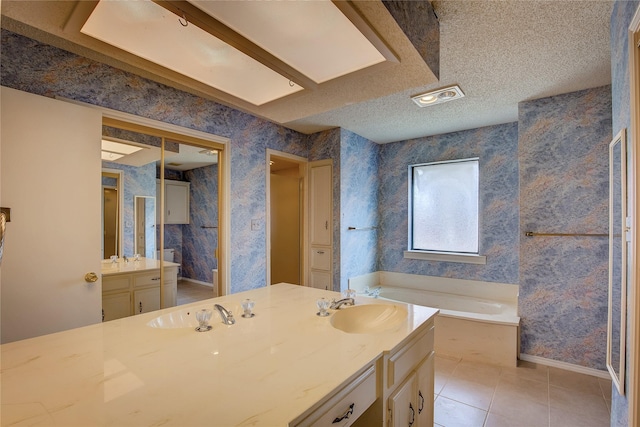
(629, 4), (640, 425)
(266, 149), (308, 287)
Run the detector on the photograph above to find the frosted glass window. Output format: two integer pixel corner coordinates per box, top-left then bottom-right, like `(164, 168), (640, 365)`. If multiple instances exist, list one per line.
(410, 158), (479, 253)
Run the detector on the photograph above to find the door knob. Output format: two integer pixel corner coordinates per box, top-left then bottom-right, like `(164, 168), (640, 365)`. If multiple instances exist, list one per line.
(84, 272), (99, 283)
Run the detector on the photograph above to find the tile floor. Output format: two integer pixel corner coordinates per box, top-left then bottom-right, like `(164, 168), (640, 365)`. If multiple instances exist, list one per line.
(176, 280), (215, 305)
(434, 355), (612, 427)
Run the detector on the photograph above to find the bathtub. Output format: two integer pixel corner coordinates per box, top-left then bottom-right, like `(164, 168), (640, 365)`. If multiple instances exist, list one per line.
(349, 271), (520, 367)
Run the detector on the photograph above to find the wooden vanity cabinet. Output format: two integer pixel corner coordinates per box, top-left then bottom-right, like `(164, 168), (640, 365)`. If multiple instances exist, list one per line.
(290, 319), (435, 427)
(102, 265), (178, 320)
(102, 292), (131, 322)
(388, 353), (434, 427)
(386, 323), (435, 427)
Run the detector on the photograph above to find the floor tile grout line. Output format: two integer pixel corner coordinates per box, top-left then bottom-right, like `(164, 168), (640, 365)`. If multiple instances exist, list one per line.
(482, 366), (502, 427)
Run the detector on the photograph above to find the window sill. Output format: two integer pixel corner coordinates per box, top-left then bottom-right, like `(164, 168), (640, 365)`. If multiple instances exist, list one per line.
(403, 250), (486, 265)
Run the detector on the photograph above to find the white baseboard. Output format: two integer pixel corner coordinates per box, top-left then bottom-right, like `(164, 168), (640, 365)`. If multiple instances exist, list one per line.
(519, 354), (611, 379)
(180, 278), (214, 288)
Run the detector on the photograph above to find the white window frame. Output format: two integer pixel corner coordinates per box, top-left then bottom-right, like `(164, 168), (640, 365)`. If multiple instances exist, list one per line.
(404, 157), (486, 265)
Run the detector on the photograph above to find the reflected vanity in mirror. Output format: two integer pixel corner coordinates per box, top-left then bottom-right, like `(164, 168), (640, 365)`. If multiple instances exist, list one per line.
(100, 123), (223, 321)
(135, 196), (156, 259)
(607, 128), (627, 395)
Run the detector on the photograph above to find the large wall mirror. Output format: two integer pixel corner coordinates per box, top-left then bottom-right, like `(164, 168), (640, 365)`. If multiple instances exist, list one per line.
(101, 117), (225, 305)
(607, 128), (627, 395)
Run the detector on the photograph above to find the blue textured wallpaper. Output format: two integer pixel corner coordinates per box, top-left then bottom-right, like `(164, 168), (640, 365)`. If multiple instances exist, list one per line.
(382, 0), (439, 79)
(377, 123), (520, 284)
(0, 29), (309, 293)
(340, 130), (379, 291)
(610, 1), (640, 425)
(183, 165), (218, 284)
(519, 86), (612, 369)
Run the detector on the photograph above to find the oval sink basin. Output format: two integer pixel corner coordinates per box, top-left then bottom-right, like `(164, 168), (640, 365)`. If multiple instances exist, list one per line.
(147, 307), (205, 329)
(330, 304), (408, 334)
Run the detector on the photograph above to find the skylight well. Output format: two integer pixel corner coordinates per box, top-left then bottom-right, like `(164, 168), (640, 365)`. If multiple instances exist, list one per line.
(81, 0), (387, 106)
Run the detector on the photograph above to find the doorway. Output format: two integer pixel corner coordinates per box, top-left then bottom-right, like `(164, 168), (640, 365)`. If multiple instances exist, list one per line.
(267, 151), (307, 286)
(102, 186), (118, 259)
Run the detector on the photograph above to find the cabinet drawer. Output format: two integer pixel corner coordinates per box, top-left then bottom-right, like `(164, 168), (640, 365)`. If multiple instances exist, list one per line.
(102, 275), (130, 292)
(133, 271), (162, 287)
(295, 365), (376, 427)
(387, 326), (434, 388)
(311, 248), (331, 271)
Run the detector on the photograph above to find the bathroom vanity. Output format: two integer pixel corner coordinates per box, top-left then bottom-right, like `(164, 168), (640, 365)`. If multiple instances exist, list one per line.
(101, 257), (179, 321)
(0, 283), (437, 426)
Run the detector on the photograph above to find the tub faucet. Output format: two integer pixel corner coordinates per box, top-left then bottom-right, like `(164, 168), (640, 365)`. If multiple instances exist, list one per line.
(330, 298), (355, 310)
(214, 304), (235, 325)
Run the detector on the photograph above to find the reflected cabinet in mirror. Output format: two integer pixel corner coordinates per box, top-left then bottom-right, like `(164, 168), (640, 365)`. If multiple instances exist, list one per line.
(607, 128), (627, 395)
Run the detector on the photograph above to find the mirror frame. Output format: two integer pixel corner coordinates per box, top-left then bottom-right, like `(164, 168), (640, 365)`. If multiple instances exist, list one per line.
(608, 127), (628, 395)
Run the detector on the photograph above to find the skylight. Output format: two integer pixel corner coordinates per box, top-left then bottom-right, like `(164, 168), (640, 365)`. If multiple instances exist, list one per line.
(81, 0), (303, 106)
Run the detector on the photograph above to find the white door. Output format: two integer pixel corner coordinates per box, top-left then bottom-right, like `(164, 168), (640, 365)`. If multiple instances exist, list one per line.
(0, 87), (103, 343)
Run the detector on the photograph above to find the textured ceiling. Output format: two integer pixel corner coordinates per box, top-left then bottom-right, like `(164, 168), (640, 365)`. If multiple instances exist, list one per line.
(289, 0), (614, 143)
(0, 1), (614, 144)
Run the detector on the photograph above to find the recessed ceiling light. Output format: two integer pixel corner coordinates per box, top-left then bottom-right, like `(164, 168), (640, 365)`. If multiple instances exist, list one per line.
(199, 149), (218, 156)
(101, 138), (144, 162)
(411, 85), (465, 108)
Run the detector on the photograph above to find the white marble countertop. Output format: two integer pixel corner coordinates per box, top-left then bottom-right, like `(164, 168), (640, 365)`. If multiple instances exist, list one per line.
(0, 283), (438, 426)
(101, 257), (180, 276)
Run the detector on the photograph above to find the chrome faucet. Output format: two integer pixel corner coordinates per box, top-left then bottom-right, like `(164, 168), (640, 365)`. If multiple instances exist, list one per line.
(214, 304), (235, 325)
(330, 297), (355, 310)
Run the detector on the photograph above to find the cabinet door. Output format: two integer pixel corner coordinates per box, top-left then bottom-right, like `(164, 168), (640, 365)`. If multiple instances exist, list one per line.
(134, 287), (160, 315)
(310, 270), (331, 291)
(389, 374), (417, 427)
(165, 181), (190, 224)
(415, 353), (434, 427)
(310, 163), (332, 246)
(103, 292), (131, 322)
(162, 267), (178, 308)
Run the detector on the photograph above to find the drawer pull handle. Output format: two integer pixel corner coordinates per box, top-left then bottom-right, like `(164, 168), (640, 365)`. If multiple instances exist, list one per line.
(332, 403), (354, 424)
(152, 277), (161, 281)
(317, 250), (325, 254)
(408, 402), (415, 427)
(418, 390), (424, 414)
(139, 301), (143, 313)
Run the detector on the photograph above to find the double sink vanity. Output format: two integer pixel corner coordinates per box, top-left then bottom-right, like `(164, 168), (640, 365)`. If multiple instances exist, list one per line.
(1, 283), (438, 426)
(101, 257), (180, 321)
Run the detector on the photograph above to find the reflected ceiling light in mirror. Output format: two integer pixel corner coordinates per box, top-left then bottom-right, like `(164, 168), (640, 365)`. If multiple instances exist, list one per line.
(411, 85), (465, 108)
(191, 0), (386, 84)
(198, 149), (218, 156)
(81, 0), (302, 106)
(101, 138), (144, 161)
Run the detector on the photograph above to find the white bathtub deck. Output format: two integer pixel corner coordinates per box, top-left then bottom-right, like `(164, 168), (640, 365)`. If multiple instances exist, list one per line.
(349, 271), (520, 367)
